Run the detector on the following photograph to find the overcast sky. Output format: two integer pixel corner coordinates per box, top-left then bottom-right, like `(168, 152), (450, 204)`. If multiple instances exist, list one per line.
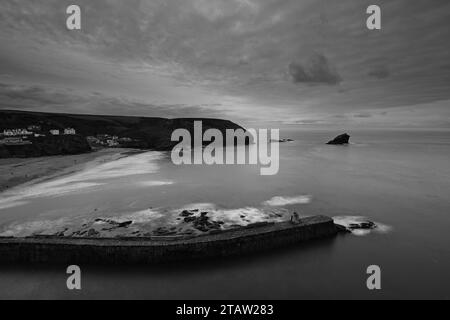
(1, 0), (449, 128)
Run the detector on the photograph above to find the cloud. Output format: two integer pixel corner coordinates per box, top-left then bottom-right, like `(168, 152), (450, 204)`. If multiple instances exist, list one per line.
(368, 66), (390, 79)
(288, 53), (342, 85)
(0, 83), (227, 118)
(1, 1), (450, 127)
(353, 112), (372, 118)
(283, 119), (324, 125)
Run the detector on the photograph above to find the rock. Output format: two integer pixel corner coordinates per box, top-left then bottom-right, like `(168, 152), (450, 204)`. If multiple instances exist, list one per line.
(191, 213), (222, 232)
(53, 228), (68, 237)
(95, 218), (132, 228)
(271, 138), (294, 143)
(87, 229), (100, 237)
(117, 221), (132, 228)
(348, 221), (377, 230)
(327, 133), (350, 145)
(153, 227), (171, 236)
(180, 210), (194, 217)
(335, 224), (351, 233)
(357, 221), (376, 229)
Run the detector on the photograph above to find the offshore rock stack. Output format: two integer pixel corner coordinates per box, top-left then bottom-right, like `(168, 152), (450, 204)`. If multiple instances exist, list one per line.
(327, 133), (350, 145)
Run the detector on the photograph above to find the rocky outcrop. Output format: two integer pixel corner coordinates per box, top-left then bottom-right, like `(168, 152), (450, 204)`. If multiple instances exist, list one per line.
(327, 133), (350, 145)
(179, 210), (224, 233)
(335, 220), (377, 233)
(348, 221), (376, 230)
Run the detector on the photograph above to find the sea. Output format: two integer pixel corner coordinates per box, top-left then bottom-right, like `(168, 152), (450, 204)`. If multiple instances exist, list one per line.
(0, 128), (449, 299)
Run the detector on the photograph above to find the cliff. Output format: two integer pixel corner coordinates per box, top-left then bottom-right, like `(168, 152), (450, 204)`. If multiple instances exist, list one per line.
(0, 110), (246, 152)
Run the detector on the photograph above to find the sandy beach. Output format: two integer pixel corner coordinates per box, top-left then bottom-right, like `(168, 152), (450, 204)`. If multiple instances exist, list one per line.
(0, 149), (139, 193)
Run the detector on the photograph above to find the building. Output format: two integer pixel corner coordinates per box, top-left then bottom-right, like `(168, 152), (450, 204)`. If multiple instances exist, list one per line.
(64, 128), (76, 135)
(49, 129), (60, 136)
(3, 130), (14, 136)
(3, 129), (33, 136)
(27, 125), (42, 132)
(107, 139), (119, 147)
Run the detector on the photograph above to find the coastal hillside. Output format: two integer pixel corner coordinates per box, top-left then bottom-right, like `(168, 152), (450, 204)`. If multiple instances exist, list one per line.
(0, 135), (91, 158)
(0, 110), (246, 155)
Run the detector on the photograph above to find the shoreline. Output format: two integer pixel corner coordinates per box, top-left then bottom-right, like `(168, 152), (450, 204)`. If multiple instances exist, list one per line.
(0, 148), (143, 193)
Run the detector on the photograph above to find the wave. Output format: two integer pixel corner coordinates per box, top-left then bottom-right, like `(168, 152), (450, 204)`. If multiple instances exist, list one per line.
(101, 208), (165, 224)
(0, 151), (165, 210)
(211, 207), (285, 225)
(0, 218), (70, 237)
(138, 180), (174, 187)
(0, 199), (29, 210)
(262, 195), (312, 206)
(70, 151), (164, 181)
(180, 203), (217, 211)
(177, 203), (286, 226)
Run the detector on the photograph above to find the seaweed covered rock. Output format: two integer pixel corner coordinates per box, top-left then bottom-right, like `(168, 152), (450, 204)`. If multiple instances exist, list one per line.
(179, 210), (224, 232)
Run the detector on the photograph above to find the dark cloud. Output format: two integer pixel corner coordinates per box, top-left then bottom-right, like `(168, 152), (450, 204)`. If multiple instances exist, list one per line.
(288, 53), (341, 85)
(368, 66), (390, 79)
(0, 83), (226, 119)
(284, 119), (324, 125)
(353, 112), (372, 118)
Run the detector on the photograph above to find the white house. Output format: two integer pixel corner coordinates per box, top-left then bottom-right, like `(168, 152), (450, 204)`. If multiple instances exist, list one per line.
(3, 129), (33, 136)
(107, 139), (119, 147)
(27, 125), (41, 132)
(49, 129), (60, 136)
(3, 130), (14, 136)
(64, 128), (76, 135)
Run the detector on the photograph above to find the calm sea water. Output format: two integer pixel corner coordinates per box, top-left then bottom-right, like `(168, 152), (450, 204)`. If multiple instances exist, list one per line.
(0, 129), (449, 299)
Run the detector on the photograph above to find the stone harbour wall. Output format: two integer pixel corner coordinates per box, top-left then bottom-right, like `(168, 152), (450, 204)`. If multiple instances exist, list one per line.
(0, 215), (338, 265)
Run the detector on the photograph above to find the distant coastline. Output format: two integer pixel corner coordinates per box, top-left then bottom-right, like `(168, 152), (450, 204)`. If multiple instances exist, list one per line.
(0, 110), (245, 158)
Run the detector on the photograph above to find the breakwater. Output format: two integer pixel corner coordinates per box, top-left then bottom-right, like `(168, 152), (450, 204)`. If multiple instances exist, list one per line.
(0, 215), (338, 265)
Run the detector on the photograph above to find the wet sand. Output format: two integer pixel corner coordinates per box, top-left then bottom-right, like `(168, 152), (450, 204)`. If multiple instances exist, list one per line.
(0, 149), (140, 193)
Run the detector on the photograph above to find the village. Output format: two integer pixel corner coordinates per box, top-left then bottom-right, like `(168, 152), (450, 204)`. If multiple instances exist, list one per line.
(0, 126), (76, 146)
(0, 125), (141, 149)
(85, 135), (137, 148)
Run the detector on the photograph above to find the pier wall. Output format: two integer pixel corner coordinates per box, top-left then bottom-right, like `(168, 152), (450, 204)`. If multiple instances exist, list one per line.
(0, 216), (337, 265)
